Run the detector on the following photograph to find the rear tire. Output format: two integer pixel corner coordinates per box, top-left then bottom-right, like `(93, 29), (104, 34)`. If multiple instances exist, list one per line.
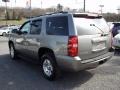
(41, 53), (61, 81)
(9, 43), (17, 60)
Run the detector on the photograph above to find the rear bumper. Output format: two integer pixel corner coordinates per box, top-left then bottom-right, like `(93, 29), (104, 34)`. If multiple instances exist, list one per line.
(56, 52), (113, 72)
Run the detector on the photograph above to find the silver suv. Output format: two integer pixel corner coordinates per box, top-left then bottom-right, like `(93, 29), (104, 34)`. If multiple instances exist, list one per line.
(8, 12), (112, 80)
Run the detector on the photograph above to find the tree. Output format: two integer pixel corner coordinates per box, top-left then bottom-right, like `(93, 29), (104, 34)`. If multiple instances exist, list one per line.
(12, 10), (16, 20)
(5, 11), (10, 20)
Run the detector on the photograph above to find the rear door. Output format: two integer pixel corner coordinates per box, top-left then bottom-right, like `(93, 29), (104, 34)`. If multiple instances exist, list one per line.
(45, 16), (69, 55)
(74, 16), (111, 60)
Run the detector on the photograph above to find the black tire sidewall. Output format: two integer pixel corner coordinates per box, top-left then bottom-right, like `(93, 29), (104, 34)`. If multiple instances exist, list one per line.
(9, 44), (16, 60)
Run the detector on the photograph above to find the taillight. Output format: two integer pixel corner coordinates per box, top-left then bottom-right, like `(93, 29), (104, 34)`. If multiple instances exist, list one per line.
(68, 36), (78, 57)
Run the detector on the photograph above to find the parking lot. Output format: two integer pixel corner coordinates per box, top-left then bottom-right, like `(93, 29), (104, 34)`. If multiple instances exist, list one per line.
(0, 36), (120, 90)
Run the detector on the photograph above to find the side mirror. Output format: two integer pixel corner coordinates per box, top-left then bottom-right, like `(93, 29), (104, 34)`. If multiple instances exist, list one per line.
(16, 30), (28, 35)
(22, 31), (28, 34)
(16, 30), (23, 35)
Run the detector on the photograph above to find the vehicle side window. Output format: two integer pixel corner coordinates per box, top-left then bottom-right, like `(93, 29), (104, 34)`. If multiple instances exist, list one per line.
(46, 16), (68, 36)
(30, 20), (42, 35)
(20, 22), (30, 34)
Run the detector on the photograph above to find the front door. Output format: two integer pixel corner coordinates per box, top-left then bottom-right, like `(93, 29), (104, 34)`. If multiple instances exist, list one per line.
(24, 19), (42, 60)
(15, 21), (31, 55)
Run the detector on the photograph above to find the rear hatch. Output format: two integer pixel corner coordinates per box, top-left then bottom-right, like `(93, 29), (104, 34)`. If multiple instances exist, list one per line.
(73, 13), (111, 60)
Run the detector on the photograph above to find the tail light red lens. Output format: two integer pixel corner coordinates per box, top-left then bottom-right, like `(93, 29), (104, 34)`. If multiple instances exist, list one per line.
(68, 36), (78, 57)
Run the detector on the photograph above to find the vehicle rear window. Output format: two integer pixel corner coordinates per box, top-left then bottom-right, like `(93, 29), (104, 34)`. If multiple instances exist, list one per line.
(46, 16), (68, 36)
(74, 17), (109, 35)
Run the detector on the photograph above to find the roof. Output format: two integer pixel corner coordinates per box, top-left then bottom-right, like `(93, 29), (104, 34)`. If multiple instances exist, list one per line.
(27, 11), (102, 21)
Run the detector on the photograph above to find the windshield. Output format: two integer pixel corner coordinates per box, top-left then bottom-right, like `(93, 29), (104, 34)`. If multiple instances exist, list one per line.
(74, 17), (109, 35)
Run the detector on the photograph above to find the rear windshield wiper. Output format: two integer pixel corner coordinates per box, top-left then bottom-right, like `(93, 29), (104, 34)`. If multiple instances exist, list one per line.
(90, 24), (108, 36)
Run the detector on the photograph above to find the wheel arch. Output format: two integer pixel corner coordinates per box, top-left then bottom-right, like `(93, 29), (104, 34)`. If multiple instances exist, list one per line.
(38, 47), (55, 59)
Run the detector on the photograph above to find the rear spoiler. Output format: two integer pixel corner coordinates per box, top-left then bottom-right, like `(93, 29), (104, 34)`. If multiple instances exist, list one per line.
(73, 13), (102, 19)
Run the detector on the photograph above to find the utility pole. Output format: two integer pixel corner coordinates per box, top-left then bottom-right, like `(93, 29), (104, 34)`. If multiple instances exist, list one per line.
(41, 0), (42, 8)
(29, 0), (32, 18)
(99, 5), (104, 14)
(83, 0), (85, 12)
(117, 8), (120, 14)
(15, 0), (16, 6)
(2, 0), (10, 25)
(5, 1), (7, 25)
(12, 0), (16, 20)
(30, 0), (31, 10)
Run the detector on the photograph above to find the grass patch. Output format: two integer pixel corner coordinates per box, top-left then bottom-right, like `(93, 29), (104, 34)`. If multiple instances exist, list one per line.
(0, 19), (26, 25)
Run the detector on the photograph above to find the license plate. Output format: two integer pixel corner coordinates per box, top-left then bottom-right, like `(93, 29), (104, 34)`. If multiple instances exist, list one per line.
(93, 42), (106, 51)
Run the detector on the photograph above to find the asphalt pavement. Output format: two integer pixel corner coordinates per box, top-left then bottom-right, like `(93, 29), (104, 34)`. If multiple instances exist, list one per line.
(0, 36), (8, 42)
(0, 37), (120, 90)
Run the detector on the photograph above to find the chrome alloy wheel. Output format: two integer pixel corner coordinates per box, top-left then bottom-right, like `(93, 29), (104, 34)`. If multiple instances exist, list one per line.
(43, 59), (53, 77)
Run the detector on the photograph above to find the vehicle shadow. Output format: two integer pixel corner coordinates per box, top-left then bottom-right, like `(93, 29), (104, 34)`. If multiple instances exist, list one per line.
(114, 49), (120, 56)
(109, 49), (120, 66)
(53, 71), (93, 89)
(0, 54), (93, 90)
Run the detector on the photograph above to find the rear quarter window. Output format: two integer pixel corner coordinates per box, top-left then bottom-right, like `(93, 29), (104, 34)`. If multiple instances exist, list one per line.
(46, 16), (68, 36)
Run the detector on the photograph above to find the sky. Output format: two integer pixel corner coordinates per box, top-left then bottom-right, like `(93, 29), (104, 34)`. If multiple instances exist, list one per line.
(0, 0), (120, 13)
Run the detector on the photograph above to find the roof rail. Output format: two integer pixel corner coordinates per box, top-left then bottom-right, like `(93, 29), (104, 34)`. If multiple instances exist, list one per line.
(45, 11), (68, 15)
(30, 11), (68, 19)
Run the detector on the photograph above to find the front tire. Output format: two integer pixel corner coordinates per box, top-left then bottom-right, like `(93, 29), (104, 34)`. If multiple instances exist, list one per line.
(2, 32), (6, 37)
(41, 53), (60, 81)
(9, 43), (17, 60)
